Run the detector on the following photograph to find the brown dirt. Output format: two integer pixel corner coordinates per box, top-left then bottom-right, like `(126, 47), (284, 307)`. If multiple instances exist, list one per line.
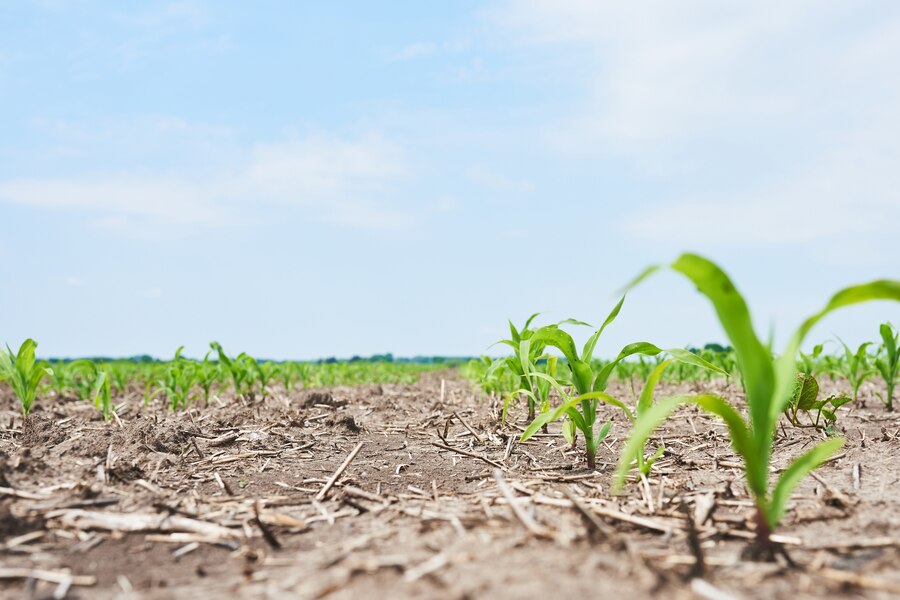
(0, 372), (898, 599)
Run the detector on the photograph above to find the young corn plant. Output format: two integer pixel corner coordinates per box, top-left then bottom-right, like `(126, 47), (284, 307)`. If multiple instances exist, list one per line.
(196, 351), (220, 407)
(210, 342), (253, 398)
(520, 296), (726, 469)
(834, 338), (874, 403)
(91, 368), (114, 420)
(486, 313), (547, 423)
(797, 343), (825, 376)
(614, 253), (900, 555)
(157, 347), (198, 411)
(250, 358), (278, 398)
(874, 322), (898, 410)
(0, 339), (53, 418)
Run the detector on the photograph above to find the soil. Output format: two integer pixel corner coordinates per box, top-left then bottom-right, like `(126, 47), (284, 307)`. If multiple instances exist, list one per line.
(0, 372), (898, 599)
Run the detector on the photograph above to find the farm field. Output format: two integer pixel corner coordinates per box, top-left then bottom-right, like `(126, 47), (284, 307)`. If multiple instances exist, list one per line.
(6, 3), (900, 599)
(1, 256), (900, 599)
(1, 368), (898, 599)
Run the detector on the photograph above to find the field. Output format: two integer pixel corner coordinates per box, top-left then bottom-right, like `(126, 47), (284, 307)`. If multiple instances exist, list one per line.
(0, 365), (898, 598)
(1, 256), (899, 599)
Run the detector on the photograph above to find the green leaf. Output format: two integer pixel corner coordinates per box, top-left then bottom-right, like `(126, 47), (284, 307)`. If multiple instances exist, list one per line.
(794, 374), (819, 410)
(566, 407), (586, 431)
(829, 396), (852, 409)
(582, 295), (626, 363)
(665, 348), (730, 377)
(532, 326), (580, 365)
(595, 419), (612, 442)
(775, 282), (900, 421)
(562, 419), (576, 445)
(558, 318), (593, 328)
(671, 254), (774, 448)
(614, 393), (753, 493)
(594, 341), (664, 391)
(638, 360), (673, 417)
(768, 437), (844, 528)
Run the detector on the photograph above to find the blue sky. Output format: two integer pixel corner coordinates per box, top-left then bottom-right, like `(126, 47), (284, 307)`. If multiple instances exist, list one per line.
(0, 1), (897, 360)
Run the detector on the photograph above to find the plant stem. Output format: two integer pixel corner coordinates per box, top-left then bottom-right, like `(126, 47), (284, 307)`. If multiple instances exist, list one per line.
(752, 505), (774, 560)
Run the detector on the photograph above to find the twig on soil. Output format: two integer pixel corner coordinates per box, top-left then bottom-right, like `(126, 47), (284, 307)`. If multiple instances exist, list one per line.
(315, 442), (365, 501)
(0, 486), (51, 500)
(815, 567), (900, 594)
(590, 504), (676, 536)
(492, 469), (554, 539)
(208, 432), (239, 447)
(0, 568), (96, 587)
(431, 441), (505, 470)
(560, 488), (614, 542)
(214, 472), (234, 496)
(452, 411), (483, 444)
(50, 509), (240, 539)
(253, 501), (282, 550)
(805, 537), (898, 551)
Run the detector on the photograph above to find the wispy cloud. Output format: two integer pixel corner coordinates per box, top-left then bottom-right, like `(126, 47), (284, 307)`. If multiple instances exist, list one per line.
(388, 42), (437, 61)
(467, 165), (533, 193)
(137, 286), (163, 299)
(495, 1), (900, 254)
(0, 130), (421, 235)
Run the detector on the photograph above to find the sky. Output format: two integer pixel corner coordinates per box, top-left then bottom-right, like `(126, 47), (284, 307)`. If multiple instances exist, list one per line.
(0, 1), (898, 360)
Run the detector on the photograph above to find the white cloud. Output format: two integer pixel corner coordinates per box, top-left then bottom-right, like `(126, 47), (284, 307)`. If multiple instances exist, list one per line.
(494, 1), (900, 153)
(388, 42), (437, 61)
(137, 287), (163, 299)
(0, 132), (419, 234)
(495, 1), (900, 251)
(626, 112), (900, 244)
(65, 276), (84, 287)
(467, 165), (533, 193)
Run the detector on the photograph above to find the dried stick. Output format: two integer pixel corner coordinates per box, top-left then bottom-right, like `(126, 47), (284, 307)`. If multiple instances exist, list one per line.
(492, 469), (553, 539)
(432, 441), (505, 470)
(452, 411), (484, 444)
(315, 442), (364, 502)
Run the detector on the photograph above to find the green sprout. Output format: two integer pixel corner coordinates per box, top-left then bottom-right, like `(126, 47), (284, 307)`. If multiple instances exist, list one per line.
(156, 346), (198, 411)
(874, 322), (898, 410)
(614, 253), (900, 554)
(0, 339), (53, 418)
(196, 350), (220, 407)
(519, 296), (725, 469)
(210, 341), (253, 398)
(91, 368), (114, 420)
(833, 338), (874, 403)
(485, 313), (547, 423)
(782, 373), (850, 429)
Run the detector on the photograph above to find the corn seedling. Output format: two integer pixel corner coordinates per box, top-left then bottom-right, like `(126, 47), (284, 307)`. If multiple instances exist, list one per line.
(0, 339), (53, 418)
(196, 351), (220, 407)
(251, 358), (278, 398)
(91, 368), (114, 420)
(485, 313), (547, 422)
(797, 343), (825, 376)
(519, 296), (726, 469)
(875, 322), (898, 410)
(210, 341), (253, 398)
(614, 253), (900, 555)
(834, 338), (874, 403)
(156, 347), (198, 411)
